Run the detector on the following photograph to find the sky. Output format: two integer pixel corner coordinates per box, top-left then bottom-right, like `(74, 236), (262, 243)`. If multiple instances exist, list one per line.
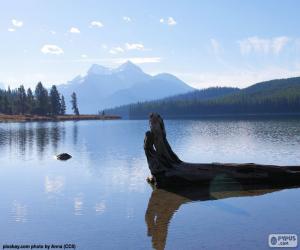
(1, 0), (300, 89)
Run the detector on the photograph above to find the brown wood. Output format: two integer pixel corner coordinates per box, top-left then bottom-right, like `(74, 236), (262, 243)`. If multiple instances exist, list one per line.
(144, 113), (300, 188)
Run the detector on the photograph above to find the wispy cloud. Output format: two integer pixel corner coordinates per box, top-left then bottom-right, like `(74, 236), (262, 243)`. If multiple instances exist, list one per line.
(69, 27), (80, 34)
(117, 57), (161, 64)
(238, 36), (290, 55)
(12, 19), (23, 27)
(81, 54), (88, 58)
(177, 65), (300, 89)
(123, 16), (132, 22)
(101, 44), (108, 50)
(41, 45), (64, 55)
(160, 17), (177, 26)
(43, 57), (162, 65)
(125, 43), (145, 50)
(109, 47), (124, 54)
(210, 38), (222, 55)
(90, 21), (104, 28)
(8, 19), (23, 32)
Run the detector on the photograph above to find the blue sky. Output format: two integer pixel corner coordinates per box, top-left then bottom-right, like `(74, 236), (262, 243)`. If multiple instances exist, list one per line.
(1, 0), (300, 89)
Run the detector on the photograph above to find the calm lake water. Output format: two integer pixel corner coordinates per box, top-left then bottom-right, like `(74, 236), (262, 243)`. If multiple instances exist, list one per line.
(1, 118), (300, 250)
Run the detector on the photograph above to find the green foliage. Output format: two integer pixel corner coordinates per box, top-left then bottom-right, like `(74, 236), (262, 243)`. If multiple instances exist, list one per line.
(71, 92), (79, 115)
(60, 95), (66, 115)
(106, 78), (300, 118)
(0, 82), (68, 116)
(50, 85), (61, 115)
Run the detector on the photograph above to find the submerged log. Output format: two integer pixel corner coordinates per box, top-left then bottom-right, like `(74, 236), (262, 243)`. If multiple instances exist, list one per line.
(144, 113), (300, 188)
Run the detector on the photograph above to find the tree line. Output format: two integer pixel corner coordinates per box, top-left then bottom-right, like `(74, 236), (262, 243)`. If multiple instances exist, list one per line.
(0, 82), (80, 116)
(105, 79), (300, 119)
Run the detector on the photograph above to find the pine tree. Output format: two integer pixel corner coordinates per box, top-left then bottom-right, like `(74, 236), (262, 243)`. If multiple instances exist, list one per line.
(71, 92), (79, 115)
(60, 95), (66, 115)
(50, 85), (61, 115)
(26, 88), (34, 114)
(34, 82), (49, 115)
(17, 85), (27, 114)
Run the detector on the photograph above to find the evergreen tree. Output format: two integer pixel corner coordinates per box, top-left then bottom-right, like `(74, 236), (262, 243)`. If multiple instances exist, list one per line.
(6, 86), (13, 114)
(17, 85), (27, 114)
(71, 92), (79, 115)
(50, 85), (61, 115)
(34, 82), (49, 115)
(26, 88), (34, 114)
(60, 95), (66, 115)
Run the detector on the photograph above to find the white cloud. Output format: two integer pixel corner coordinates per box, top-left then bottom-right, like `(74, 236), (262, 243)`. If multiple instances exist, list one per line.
(41, 44), (64, 55)
(116, 57), (161, 64)
(8, 28), (15, 32)
(48, 57), (162, 65)
(272, 36), (290, 54)
(12, 19), (23, 27)
(90, 21), (104, 28)
(210, 38), (221, 55)
(109, 47), (124, 54)
(81, 54), (88, 58)
(176, 65), (300, 89)
(125, 43), (145, 50)
(69, 27), (80, 33)
(167, 17), (177, 26)
(101, 44), (108, 50)
(50, 30), (56, 35)
(123, 16), (131, 22)
(160, 17), (177, 26)
(238, 36), (290, 55)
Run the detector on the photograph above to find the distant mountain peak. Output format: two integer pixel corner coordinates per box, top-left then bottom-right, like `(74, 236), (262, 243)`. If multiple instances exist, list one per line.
(87, 64), (111, 75)
(115, 60), (143, 73)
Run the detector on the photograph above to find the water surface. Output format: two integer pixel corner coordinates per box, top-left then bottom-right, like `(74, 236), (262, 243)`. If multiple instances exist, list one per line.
(0, 118), (300, 249)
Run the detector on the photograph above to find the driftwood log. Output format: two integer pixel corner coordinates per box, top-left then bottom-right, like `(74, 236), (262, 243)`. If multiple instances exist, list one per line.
(144, 113), (300, 188)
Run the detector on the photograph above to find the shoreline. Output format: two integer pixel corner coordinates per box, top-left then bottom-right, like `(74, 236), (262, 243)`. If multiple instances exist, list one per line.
(0, 114), (122, 122)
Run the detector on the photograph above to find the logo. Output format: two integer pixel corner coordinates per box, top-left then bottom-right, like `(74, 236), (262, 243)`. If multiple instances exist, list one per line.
(269, 234), (298, 248)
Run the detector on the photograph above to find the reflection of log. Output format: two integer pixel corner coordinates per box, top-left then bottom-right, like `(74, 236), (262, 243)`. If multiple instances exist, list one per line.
(144, 113), (300, 188)
(145, 183), (300, 250)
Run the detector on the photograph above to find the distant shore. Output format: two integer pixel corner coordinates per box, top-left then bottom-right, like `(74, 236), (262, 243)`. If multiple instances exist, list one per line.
(0, 114), (121, 122)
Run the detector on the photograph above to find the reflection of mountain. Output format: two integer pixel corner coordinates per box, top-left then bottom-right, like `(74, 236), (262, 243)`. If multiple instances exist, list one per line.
(145, 183), (299, 250)
(58, 61), (194, 113)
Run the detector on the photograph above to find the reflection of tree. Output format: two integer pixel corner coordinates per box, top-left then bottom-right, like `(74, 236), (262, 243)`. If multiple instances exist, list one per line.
(50, 123), (60, 152)
(73, 122), (78, 145)
(17, 123), (27, 156)
(27, 123), (34, 155)
(36, 123), (49, 158)
(145, 183), (298, 250)
(0, 122), (67, 160)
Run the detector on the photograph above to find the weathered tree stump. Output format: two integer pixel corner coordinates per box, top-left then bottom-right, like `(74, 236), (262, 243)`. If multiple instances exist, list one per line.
(144, 113), (300, 188)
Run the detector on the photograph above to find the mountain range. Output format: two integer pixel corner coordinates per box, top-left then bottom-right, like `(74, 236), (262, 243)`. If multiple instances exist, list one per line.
(58, 61), (194, 113)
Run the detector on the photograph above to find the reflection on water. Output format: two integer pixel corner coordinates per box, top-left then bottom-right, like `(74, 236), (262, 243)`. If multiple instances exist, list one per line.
(11, 200), (28, 223)
(45, 176), (65, 194)
(0, 118), (300, 249)
(145, 183), (299, 250)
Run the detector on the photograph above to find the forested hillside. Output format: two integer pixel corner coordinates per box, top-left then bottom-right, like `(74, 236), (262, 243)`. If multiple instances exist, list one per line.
(105, 77), (300, 119)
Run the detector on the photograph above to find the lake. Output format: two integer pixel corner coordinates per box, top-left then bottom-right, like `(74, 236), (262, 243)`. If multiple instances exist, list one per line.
(1, 118), (300, 250)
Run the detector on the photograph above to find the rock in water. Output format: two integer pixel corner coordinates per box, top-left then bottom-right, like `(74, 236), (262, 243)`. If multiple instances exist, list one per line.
(56, 153), (72, 161)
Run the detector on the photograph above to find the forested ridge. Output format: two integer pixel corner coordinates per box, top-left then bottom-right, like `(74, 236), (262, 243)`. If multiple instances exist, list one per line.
(105, 77), (300, 119)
